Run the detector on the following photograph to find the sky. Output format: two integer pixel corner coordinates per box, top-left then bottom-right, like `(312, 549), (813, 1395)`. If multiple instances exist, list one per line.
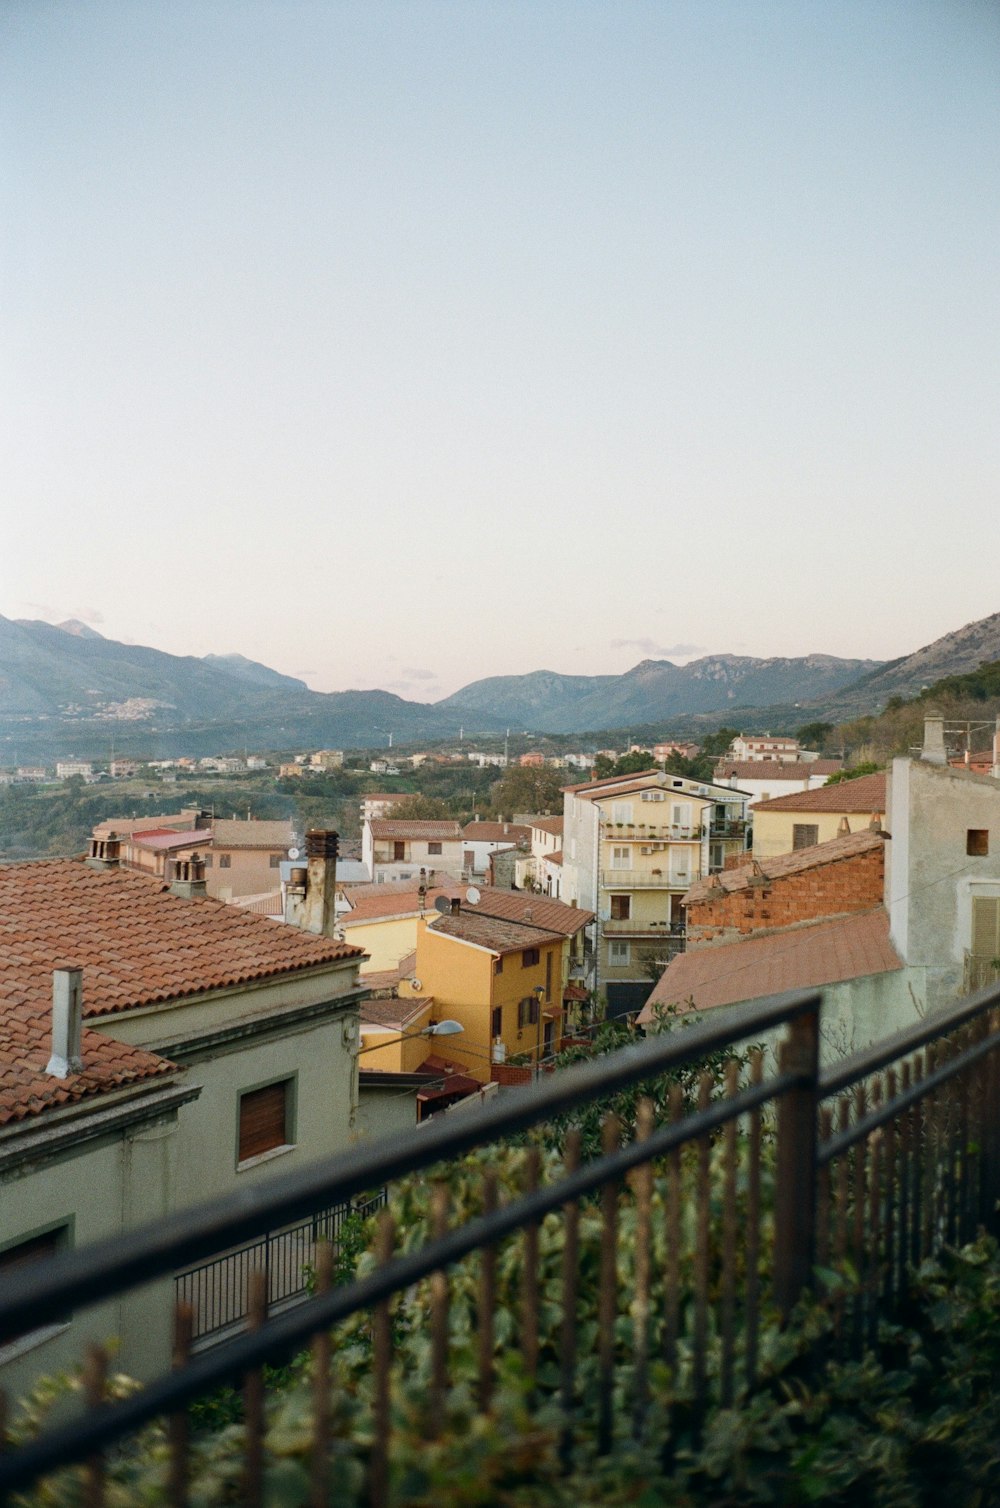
(3, 2), (999, 703)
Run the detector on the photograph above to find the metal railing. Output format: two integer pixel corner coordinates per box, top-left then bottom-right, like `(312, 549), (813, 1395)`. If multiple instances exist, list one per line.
(174, 1193), (386, 1345)
(2, 983), (1000, 1501)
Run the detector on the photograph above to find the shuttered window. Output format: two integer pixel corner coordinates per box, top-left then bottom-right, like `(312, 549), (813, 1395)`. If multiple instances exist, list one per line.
(238, 1081), (291, 1163)
(793, 824), (819, 850)
(0, 1226), (69, 1341)
(971, 897), (1000, 960)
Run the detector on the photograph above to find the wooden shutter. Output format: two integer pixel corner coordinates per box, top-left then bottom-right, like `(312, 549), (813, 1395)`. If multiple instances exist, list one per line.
(239, 1082), (288, 1162)
(971, 897), (1000, 959)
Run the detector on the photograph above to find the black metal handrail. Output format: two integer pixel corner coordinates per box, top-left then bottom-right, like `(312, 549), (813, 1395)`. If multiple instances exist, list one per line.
(0, 989), (819, 1346)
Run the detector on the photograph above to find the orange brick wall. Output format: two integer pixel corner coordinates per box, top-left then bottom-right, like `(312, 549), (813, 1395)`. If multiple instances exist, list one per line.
(685, 846), (884, 944)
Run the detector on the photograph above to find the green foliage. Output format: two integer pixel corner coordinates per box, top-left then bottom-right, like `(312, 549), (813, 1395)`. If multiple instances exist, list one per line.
(385, 794), (454, 821)
(825, 761), (883, 785)
(489, 765), (564, 818)
(796, 721), (833, 750)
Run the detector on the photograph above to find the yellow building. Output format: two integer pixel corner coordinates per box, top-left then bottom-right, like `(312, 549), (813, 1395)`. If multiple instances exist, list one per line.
(752, 773), (886, 859)
(407, 908), (566, 1082)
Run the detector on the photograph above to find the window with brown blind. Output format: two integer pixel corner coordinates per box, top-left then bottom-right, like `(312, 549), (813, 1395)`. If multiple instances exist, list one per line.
(0, 1225), (70, 1343)
(792, 824), (819, 850)
(238, 1080), (293, 1164)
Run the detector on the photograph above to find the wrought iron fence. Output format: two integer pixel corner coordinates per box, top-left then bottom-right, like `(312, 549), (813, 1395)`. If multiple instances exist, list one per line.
(1, 982), (1000, 1503)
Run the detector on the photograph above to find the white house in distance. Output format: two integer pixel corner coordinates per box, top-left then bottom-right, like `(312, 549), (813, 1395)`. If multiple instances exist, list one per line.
(713, 759), (842, 809)
(361, 818), (466, 883)
(0, 834), (365, 1394)
(460, 820), (531, 882)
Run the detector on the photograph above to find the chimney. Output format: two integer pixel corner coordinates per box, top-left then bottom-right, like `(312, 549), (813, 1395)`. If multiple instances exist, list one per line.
(170, 851), (208, 899)
(302, 829), (339, 936)
(921, 713), (947, 766)
(86, 832), (121, 871)
(450, 897), (461, 916)
(47, 968), (83, 1077)
(837, 816), (851, 836)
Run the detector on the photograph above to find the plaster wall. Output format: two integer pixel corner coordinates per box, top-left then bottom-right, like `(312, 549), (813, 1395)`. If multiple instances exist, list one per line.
(753, 808), (884, 859)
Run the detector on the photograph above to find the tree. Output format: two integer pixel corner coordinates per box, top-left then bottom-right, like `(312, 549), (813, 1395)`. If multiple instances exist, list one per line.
(490, 765), (565, 817)
(387, 794), (453, 821)
(796, 721), (833, 750)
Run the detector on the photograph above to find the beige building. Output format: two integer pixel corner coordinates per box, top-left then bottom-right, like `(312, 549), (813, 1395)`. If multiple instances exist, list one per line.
(362, 819), (466, 883)
(751, 773), (886, 859)
(93, 812), (295, 900)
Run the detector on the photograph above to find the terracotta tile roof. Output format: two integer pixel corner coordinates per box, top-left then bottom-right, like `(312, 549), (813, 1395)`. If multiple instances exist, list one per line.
(340, 877), (451, 899)
(368, 820), (463, 841)
(531, 817), (564, 836)
(562, 770), (660, 794)
(637, 909), (901, 1023)
(460, 822), (532, 844)
(464, 889), (594, 936)
(429, 911), (566, 955)
(714, 761), (843, 781)
(211, 819), (294, 850)
(360, 952), (419, 991)
(683, 830), (885, 905)
(752, 772), (886, 814)
(543, 850), (564, 866)
(0, 858), (363, 1022)
(0, 1016), (177, 1127)
(341, 887), (455, 923)
(133, 829), (208, 852)
(360, 997), (432, 1030)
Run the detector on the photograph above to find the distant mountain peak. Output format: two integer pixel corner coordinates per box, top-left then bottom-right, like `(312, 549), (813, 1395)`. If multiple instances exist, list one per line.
(56, 619), (104, 639)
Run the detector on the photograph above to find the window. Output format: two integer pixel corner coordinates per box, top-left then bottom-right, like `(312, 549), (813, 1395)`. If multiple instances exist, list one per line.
(202, 853), (213, 868)
(393, 841), (405, 861)
(428, 842), (442, 855)
(518, 996), (540, 1028)
(522, 947), (540, 968)
(611, 802), (633, 824)
(269, 854), (281, 868)
(611, 846), (631, 867)
(792, 824), (819, 850)
(545, 949), (553, 998)
(238, 1079), (294, 1165)
(219, 853), (232, 869)
(968, 829), (989, 857)
(609, 941), (631, 965)
(971, 896), (1000, 957)
(610, 894), (631, 921)
(670, 802), (692, 828)
(0, 1224), (71, 1346)
(491, 1005), (503, 1037)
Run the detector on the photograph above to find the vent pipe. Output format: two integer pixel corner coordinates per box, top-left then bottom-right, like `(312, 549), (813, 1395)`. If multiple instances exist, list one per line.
(47, 968), (83, 1078)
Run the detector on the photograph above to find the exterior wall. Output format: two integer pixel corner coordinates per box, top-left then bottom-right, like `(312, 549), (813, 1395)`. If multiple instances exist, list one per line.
(732, 775), (815, 809)
(753, 808), (883, 859)
(355, 1083), (419, 1139)
(0, 1104), (180, 1394)
(207, 847), (283, 901)
(888, 758), (1000, 1010)
(685, 847), (885, 945)
(357, 1024), (430, 1075)
(462, 839), (517, 878)
(349, 915), (423, 975)
(413, 925), (563, 1081)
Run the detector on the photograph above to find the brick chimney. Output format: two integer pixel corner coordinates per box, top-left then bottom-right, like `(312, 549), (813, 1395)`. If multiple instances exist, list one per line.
(47, 968), (83, 1077)
(170, 852), (208, 899)
(86, 832), (121, 871)
(302, 829), (339, 936)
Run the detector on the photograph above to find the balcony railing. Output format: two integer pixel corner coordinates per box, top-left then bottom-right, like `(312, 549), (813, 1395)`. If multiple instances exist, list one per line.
(601, 823), (703, 842)
(965, 951), (1000, 994)
(3, 984), (1000, 1500)
(709, 818), (748, 839)
(599, 868), (694, 888)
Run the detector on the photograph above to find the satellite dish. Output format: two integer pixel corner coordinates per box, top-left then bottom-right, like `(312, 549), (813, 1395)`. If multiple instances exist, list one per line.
(434, 895), (451, 915)
(466, 886), (481, 905)
(410, 977), (423, 992)
(288, 847), (301, 860)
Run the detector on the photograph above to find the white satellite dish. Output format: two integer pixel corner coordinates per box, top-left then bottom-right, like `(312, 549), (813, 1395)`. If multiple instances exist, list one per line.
(409, 977), (423, 992)
(288, 847), (301, 860)
(466, 886), (481, 905)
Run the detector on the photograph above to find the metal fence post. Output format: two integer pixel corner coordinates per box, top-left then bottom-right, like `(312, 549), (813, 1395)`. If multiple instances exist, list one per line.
(773, 998), (821, 1320)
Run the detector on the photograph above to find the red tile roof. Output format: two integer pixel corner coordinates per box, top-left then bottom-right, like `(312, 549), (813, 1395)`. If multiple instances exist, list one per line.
(0, 858), (363, 1022)
(562, 770), (660, 794)
(460, 822), (532, 844)
(341, 887), (456, 923)
(368, 820), (463, 840)
(430, 911), (565, 955)
(753, 772), (886, 814)
(360, 997), (432, 1030)
(683, 830), (884, 905)
(531, 817), (564, 836)
(0, 1016), (177, 1127)
(133, 829), (208, 852)
(638, 909), (901, 1023)
(464, 889), (594, 936)
(714, 761), (843, 781)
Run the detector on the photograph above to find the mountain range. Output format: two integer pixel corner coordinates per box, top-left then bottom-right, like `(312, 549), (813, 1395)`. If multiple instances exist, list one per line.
(1, 609), (999, 761)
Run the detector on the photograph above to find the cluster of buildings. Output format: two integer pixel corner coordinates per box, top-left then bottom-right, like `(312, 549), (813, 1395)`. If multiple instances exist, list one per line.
(7, 714), (1000, 1401)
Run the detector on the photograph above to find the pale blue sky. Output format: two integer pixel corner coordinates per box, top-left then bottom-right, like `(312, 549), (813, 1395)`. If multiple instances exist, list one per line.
(3, 2), (998, 700)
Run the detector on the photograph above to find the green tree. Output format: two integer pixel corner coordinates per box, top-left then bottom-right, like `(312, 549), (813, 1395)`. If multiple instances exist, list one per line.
(796, 720), (833, 750)
(490, 764), (565, 817)
(388, 794), (454, 821)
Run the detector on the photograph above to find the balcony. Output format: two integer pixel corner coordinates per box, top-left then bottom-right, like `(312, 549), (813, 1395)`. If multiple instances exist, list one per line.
(601, 917), (679, 936)
(601, 823), (703, 842)
(601, 866), (700, 889)
(709, 818), (748, 839)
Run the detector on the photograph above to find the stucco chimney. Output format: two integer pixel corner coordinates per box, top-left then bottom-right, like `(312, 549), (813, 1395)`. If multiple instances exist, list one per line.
(86, 832), (121, 871)
(302, 829), (339, 936)
(921, 713), (947, 766)
(170, 852), (208, 899)
(47, 968), (83, 1077)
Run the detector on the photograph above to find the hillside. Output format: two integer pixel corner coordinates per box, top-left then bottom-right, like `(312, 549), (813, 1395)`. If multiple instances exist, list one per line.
(809, 610), (1000, 718)
(440, 653), (882, 733)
